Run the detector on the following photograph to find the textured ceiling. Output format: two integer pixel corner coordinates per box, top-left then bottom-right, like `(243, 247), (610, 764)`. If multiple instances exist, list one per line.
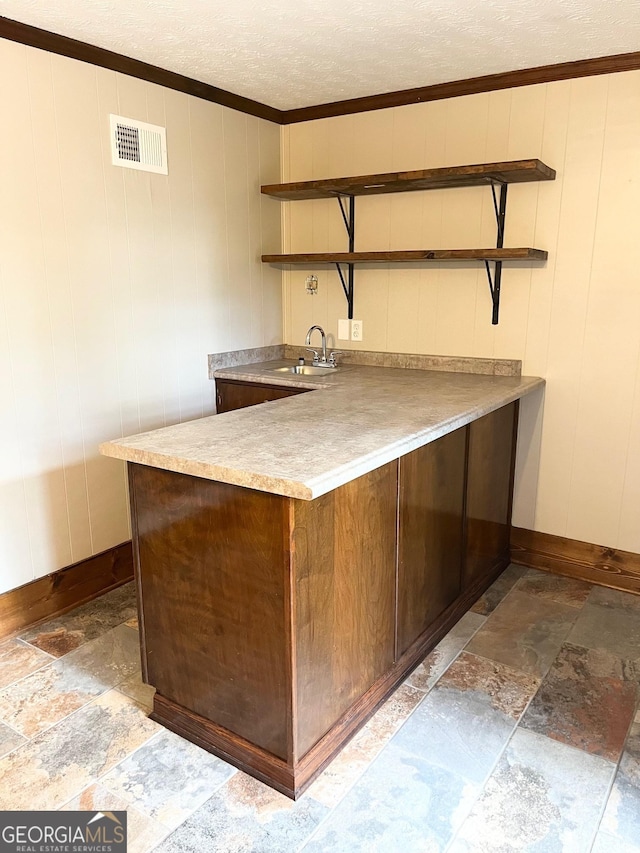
(1, 0), (639, 110)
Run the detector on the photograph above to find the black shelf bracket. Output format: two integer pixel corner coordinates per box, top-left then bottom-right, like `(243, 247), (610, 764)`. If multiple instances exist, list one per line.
(330, 182), (511, 324)
(484, 181), (508, 325)
(335, 195), (355, 319)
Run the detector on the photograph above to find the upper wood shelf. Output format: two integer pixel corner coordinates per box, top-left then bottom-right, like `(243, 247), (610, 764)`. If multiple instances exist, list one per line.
(262, 248), (548, 264)
(261, 159), (556, 201)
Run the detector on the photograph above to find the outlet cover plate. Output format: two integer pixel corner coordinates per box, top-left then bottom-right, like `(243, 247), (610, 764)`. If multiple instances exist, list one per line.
(351, 320), (363, 341)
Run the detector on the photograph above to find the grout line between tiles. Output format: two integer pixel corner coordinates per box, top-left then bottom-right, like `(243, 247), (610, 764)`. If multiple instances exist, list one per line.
(0, 671), (140, 746)
(90, 709), (243, 838)
(14, 637), (59, 657)
(441, 687), (620, 853)
(298, 615), (490, 850)
(589, 702), (640, 851)
(312, 571), (595, 851)
(0, 647), (58, 696)
(405, 628), (487, 694)
(296, 688), (432, 850)
(442, 729), (518, 852)
(589, 765), (622, 853)
(460, 647), (543, 684)
(0, 715), (28, 743)
(441, 631), (551, 852)
(0, 630), (140, 722)
(0, 690), (158, 812)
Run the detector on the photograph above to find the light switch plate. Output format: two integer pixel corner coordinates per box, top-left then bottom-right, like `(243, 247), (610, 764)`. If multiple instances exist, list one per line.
(351, 319), (363, 341)
(338, 319), (350, 340)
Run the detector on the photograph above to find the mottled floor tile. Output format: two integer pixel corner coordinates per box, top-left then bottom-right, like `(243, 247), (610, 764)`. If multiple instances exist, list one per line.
(521, 643), (638, 761)
(302, 738), (477, 852)
(61, 783), (169, 853)
(601, 710), (640, 846)
(466, 590), (577, 677)
(156, 772), (328, 853)
(0, 638), (53, 689)
(447, 729), (615, 853)
(568, 586), (640, 660)
(116, 672), (155, 711)
(392, 656), (530, 787)
(438, 653), (539, 720)
(592, 830), (640, 853)
(587, 586), (640, 613)
(0, 689), (160, 810)
(0, 624), (141, 737)
(308, 683), (424, 808)
(1, 577), (636, 852)
(102, 728), (236, 829)
(21, 583), (137, 656)
(0, 721), (26, 758)
(471, 564), (525, 616)
(406, 612), (486, 692)
(516, 569), (592, 608)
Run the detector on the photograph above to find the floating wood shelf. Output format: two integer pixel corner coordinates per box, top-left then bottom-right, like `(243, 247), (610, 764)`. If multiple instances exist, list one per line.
(261, 158), (556, 324)
(262, 159), (556, 201)
(262, 248), (548, 264)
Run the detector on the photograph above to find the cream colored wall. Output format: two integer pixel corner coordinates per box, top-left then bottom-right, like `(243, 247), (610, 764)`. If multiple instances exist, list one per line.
(0, 40), (282, 595)
(281, 72), (640, 554)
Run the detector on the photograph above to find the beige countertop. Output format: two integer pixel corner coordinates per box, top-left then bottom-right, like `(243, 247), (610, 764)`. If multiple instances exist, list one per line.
(99, 360), (544, 500)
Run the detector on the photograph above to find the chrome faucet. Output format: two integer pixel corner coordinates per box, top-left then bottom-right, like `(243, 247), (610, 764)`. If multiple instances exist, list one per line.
(305, 325), (327, 363)
(305, 325), (341, 367)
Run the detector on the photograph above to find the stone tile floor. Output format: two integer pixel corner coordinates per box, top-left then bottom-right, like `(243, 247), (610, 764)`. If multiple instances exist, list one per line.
(0, 565), (638, 852)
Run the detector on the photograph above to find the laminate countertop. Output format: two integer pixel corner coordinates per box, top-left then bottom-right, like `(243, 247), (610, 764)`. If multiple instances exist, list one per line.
(99, 360), (544, 500)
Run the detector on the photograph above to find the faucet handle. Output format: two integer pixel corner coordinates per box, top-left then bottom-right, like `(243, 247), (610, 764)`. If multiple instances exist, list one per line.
(328, 350), (343, 366)
(306, 348), (320, 363)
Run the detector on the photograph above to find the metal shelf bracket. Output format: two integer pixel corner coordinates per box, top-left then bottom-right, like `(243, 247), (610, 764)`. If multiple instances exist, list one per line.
(484, 181), (508, 325)
(332, 182), (511, 324)
(335, 195), (355, 319)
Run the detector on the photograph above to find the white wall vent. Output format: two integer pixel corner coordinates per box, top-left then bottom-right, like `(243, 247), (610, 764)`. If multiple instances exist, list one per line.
(109, 115), (168, 175)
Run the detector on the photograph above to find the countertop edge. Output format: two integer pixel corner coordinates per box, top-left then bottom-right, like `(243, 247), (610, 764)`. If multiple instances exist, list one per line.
(100, 373), (544, 500)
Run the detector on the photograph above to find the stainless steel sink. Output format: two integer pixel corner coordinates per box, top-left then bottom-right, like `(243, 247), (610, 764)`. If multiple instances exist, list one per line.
(270, 365), (339, 376)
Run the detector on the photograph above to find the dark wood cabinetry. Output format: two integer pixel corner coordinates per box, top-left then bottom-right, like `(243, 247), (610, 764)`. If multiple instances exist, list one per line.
(464, 402), (518, 588)
(215, 378), (308, 413)
(397, 428), (466, 657)
(131, 464), (291, 759)
(292, 463), (397, 758)
(129, 459), (398, 797)
(129, 388), (520, 799)
(396, 402), (517, 660)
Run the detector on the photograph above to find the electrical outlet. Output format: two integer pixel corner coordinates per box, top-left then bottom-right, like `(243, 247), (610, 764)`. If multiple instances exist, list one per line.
(338, 319), (350, 341)
(351, 319), (363, 342)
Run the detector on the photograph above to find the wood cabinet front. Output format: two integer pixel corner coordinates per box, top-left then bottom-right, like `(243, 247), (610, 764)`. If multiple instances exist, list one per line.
(464, 402), (518, 588)
(216, 378), (308, 413)
(128, 399), (520, 799)
(397, 428), (466, 657)
(130, 463), (291, 760)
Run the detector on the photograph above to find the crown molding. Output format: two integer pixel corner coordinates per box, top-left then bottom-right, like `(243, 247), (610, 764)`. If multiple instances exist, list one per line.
(0, 15), (284, 123)
(3, 16), (640, 126)
(281, 51), (640, 124)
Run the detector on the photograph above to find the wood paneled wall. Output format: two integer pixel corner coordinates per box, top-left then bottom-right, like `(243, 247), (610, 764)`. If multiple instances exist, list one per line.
(0, 39), (282, 595)
(281, 71), (640, 556)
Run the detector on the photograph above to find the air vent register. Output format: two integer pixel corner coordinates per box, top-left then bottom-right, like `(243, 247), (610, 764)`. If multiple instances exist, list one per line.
(109, 114), (168, 175)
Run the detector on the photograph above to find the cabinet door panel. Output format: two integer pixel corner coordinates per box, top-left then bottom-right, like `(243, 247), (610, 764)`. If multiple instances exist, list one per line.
(397, 428), (466, 657)
(293, 462), (397, 758)
(129, 463), (291, 760)
(464, 402), (518, 587)
(216, 379), (308, 413)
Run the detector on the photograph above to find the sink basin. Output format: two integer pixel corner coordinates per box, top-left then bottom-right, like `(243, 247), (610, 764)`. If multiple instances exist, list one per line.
(271, 365), (339, 376)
